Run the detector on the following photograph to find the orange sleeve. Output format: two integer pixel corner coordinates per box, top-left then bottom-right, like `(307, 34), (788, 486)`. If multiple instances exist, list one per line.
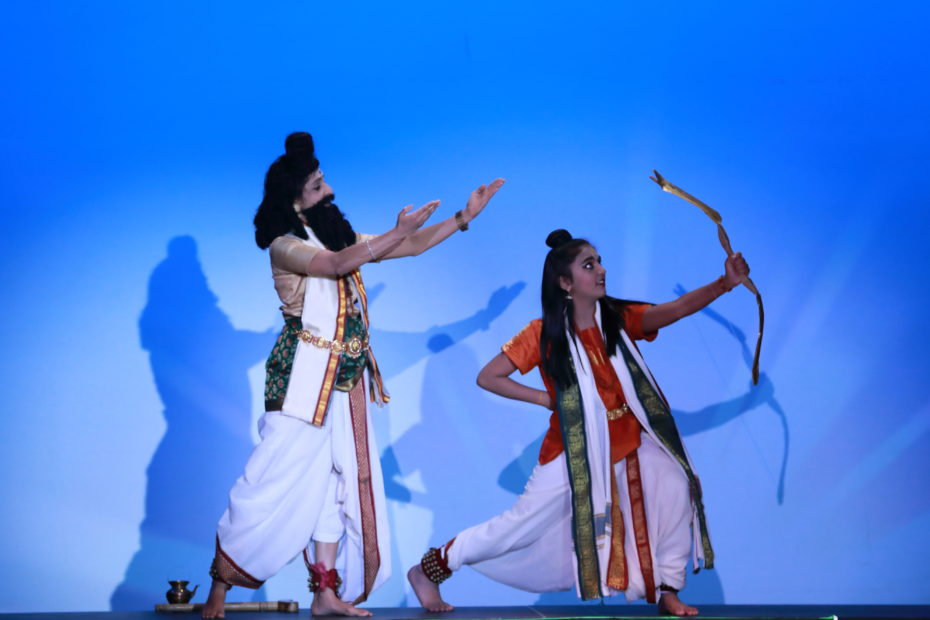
(622, 303), (658, 342)
(501, 319), (543, 375)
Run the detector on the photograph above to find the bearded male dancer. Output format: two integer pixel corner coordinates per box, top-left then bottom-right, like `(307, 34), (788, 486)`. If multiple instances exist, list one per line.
(409, 229), (749, 617)
(203, 132), (504, 618)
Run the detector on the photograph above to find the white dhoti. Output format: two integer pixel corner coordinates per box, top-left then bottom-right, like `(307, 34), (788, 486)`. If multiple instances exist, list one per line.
(446, 432), (691, 601)
(214, 385), (391, 603)
(615, 433), (692, 598)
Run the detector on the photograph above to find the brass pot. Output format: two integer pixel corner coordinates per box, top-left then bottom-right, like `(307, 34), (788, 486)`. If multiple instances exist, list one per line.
(166, 580), (199, 604)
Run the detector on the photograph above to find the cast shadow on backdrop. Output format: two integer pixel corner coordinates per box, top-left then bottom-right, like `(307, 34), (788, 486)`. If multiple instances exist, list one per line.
(363, 281), (528, 508)
(110, 236), (276, 610)
(375, 282), (527, 605)
(112, 241), (525, 610)
(471, 286), (787, 606)
(669, 283), (789, 506)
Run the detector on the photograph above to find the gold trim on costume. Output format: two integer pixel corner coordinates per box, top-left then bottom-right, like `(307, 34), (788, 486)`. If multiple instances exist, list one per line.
(616, 334), (715, 569)
(312, 277), (348, 426)
(606, 403), (631, 420)
(558, 379), (602, 600)
(606, 468), (628, 590)
(626, 449), (656, 603)
(351, 270), (390, 405)
(211, 537), (264, 589)
(348, 379), (380, 604)
(298, 330), (370, 358)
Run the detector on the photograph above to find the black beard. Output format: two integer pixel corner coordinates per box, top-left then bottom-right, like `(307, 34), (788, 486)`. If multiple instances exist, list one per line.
(300, 193), (356, 251)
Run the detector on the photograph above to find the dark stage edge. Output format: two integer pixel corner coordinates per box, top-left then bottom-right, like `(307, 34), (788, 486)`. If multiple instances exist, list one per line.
(3, 606), (929, 620)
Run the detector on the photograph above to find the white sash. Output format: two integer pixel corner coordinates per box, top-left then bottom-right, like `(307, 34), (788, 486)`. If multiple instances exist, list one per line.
(280, 228), (354, 424)
(565, 303), (704, 596)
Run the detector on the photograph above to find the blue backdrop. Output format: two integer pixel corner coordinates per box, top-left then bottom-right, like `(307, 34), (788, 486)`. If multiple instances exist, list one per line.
(2, 1), (929, 612)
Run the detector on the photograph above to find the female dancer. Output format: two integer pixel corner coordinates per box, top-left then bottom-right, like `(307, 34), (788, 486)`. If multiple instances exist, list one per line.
(409, 229), (749, 617)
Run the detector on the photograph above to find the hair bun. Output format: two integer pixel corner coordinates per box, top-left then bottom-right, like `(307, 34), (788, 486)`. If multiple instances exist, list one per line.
(284, 132), (315, 158)
(546, 229), (572, 249)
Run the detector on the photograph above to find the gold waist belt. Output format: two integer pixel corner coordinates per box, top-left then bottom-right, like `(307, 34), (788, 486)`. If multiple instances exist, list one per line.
(298, 330), (370, 359)
(606, 403), (631, 420)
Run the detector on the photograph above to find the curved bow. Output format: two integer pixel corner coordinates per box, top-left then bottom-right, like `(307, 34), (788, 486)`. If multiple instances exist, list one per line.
(649, 170), (763, 385)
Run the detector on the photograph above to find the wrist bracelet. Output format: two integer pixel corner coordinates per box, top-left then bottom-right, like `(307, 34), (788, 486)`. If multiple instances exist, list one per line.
(455, 210), (469, 232)
(365, 239), (377, 261)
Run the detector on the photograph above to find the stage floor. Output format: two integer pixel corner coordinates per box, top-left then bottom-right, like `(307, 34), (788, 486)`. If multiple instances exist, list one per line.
(2, 606), (929, 620)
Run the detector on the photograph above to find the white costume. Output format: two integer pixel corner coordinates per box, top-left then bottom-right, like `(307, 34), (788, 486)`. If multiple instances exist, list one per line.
(439, 303), (711, 602)
(211, 228), (390, 604)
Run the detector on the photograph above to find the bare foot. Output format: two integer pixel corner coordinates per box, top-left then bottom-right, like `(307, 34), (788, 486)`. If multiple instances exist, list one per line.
(201, 580), (229, 618)
(310, 587), (372, 617)
(407, 564), (454, 613)
(658, 591), (698, 616)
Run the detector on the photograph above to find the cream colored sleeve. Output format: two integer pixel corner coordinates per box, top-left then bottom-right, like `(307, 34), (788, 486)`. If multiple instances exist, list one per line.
(269, 236), (321, 275)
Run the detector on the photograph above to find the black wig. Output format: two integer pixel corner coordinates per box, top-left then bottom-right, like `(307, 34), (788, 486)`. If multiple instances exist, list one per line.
(539, 229), (633, 388)
(254, 132), (339, 250)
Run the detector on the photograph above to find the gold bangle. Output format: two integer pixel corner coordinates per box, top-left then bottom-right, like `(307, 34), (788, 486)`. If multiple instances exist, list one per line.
(454, 210), (469, 232)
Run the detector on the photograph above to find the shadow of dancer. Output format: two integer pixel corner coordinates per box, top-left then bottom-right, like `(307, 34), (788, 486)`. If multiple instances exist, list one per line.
(672, 283), (789, 505)
(391, 336), (541, 604)
(370, 283), (527, 379)
(374, 282), (526, 505)
(110, 236), (276, 610)
(367, 282), (526, 605)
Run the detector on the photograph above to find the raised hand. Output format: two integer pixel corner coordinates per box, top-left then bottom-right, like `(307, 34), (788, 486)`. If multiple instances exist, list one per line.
(723, 252), (749, 290)
(396, 200), (440, 236)
(463, 178), (506, 223)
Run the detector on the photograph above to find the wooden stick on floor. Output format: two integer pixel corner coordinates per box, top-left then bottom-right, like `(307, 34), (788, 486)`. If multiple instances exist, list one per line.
(155, 600), (299, 613)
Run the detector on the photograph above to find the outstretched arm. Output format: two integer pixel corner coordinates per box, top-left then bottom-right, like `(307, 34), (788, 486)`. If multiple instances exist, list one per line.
(306, 200), (440, 277)
(641, 252), (749, 333)
(477, 352), (553, 409)
(381, 178), (505, 259)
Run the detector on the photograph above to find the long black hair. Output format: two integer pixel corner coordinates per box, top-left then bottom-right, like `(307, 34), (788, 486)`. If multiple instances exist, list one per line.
(252, 132), (357, 252)
(253, 132), (317, 249)
(540, 229), (632, 389)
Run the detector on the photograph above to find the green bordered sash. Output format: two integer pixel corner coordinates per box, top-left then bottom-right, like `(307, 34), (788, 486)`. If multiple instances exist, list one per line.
(616, 335), (715, 570)
(556, 355), (603, 600)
